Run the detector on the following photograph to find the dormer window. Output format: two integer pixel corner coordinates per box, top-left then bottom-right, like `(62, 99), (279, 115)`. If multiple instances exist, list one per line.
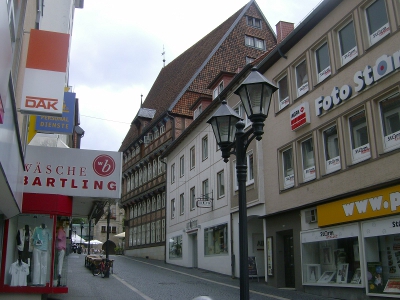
(247, 16), (261, 29)
(194, 104), (202, 120)
(213, 81), (224, 100)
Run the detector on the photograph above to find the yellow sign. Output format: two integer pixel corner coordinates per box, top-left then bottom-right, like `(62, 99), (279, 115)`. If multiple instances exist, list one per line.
(317, 185), (400, 227)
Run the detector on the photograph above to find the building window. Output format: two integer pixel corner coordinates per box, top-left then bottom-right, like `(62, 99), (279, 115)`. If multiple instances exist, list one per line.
(162, 192), (166, 208)
(157, 194), (161, 210)
(213, 81), (224, 99)
(137, 226), (141, 246)
(153, 159), (157, 177)
(315, 42), (331, 83)
(132, 227), (137, 246)
(159, 124), (165, 134)
(179, 193), (184, 215)
(169, 235), (182, 258)
(126, 176), (131, 192)
(234, 104), (251, 127)
(162, 219), (165, 242)
(151, 222), (155, 243)
(380, 94), (400, 152)
(190, 187), (196, 211)
(147, 199), (151, 213)
(130, 206), (134, 219)
(158, 156), (164, 174)
(323, 125), (341, 174)
(138, 203), (141, 216)
(204, 223), (228, 255)
(143, 166), (147, 183)
(135, 171), (138, 187)
(130, 174), (134, 190)
(171, 163), (175, 183)
(152, 197), (156, 212)
(148, 162), (152, 180)
(180, 155), (184, 177)
(145, 223), (150, 244)
(349, 110), (370, 164)
(134, 205), (137, 218)
(101, 226), (106, 233)
(190, 146), (195, 169)
(194, 104), (202, 119)
(282, 148), (294, 189)
(171, 198), (175, 219)
(278, 75), (289, 110)
(202, 179), (209, 199)
(154, 128), (159, 139)
(365, 0), (389, 46)
(338, 20), (357, 66)
(217, 170), (225, 198)
(139, 169), (143, 186)
(301, 138), (316, 182)
(247, 16), (261, 28)
(202, 135), (208, 160)
(141, 224), (146, 245)
(245, 35), (265, 50)
(142, 200), (146, 215)
(296, 60), (309, 97)
(247, 152), (254, 183)
(112, 226), (116, 233)
(156, 220), (161, 243)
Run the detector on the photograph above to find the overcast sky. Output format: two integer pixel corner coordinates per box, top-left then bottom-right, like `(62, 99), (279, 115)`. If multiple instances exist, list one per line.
(69, 0), (321, 152)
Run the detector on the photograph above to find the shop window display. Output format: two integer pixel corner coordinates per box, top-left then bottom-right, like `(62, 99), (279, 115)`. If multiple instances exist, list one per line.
(169, 235), (182, 259)
(363, 216), (400, 296)
(301, 224), (361, 286)
(204, 223), (228, 256)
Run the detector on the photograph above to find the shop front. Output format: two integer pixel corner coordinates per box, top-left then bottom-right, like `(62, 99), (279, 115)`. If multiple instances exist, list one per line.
(301, 184), (400, 299)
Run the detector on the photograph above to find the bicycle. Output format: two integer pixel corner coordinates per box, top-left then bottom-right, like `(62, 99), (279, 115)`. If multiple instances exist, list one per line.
(92, 259), (111, 278)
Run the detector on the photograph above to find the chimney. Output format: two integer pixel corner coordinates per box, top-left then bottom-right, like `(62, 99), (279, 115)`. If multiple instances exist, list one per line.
(276, 21), (294, 44)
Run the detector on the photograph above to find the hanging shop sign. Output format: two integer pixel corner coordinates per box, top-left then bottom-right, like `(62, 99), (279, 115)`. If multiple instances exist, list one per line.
(315, 50), (400, 117)
(23, 145), (122, 198)
(20, 29), (70, 116)
(35, 92), (75, 134)
(290, 102), (310, 131)
(317, 185), (400, 227)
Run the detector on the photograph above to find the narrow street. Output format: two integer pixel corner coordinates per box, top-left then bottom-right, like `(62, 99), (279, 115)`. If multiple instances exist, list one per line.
(48, 254), (338, 300)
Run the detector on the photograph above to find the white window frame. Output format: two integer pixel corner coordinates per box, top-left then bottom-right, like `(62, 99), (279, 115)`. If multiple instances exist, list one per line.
(217, 170), (225, 198)
(282, 148), (294, 189)
(190, 187), (196, 210)
(156, 220), (161, 243)
(151, 222), (155, 243)
(247, 16), (261, 28)
(190, 146), (195, 169)
(134, 204), (137, 218)
(202, 135), (208, 160)
(159, 124), (165, 134)
(143, 166), (147, 183)
(162, 192), (166, 208)
(315, 42), (331, 83)
(141, 224), (146, 245)
(379, 94), (400, 152)
(147, 199), (151, 213)
(245, 35), (265, 50)
(158, 156), (163, 174)
(365, 0), (390, 46)
(179, 193), (184, 215)
(323, 125), (341, 174)
(138, 203), (141, 217)
(234, 104), (251, 128)
(146, 223), (150, 244)
(148, 162), (152, 180)
(233, 151), (255, 190)
(295, 60), (309, 97)
(348, 110), (371, 164)
(301, 138), (316, 182)
(162, 219), (165, 242)
(171, 163), (175, 183)
(152, 196), (156, 212)
(157, 194), (161, 210)
(134, 171), (139, 187)
(153, 159), (157, 177)
(180, 155), (185, 177)
(171, 198), (175, 219)
(278, 75), (289, 110)
(139, 168), (143, 186)
(337, 20), (358, 66)
(202, 179), (209, 199)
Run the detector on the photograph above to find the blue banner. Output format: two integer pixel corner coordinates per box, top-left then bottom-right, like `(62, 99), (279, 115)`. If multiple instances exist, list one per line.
(35, 92), (75, 134)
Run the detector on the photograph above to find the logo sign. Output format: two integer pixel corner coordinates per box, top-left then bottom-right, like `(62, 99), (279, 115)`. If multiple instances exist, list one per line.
(35, 92), (75, 134)
(315, 50), (400, 117)
(317, 185), (400, 227)
(20, 30), (70, 116)
(290, 102), (310, 131)
(197, 200), (212, 208)
(23, 145), (122, 198)
(301, 224), (359, 243)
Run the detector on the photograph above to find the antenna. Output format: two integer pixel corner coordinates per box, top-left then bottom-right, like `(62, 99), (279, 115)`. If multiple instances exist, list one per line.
(161, 45), (166, 67)
(140, 94), (143, 107)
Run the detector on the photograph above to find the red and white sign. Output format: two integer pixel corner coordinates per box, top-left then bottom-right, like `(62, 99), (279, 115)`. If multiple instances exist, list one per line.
(23, 145), (122, 198)
(290, 102), (310, 131)
(20, 30), (70, 116)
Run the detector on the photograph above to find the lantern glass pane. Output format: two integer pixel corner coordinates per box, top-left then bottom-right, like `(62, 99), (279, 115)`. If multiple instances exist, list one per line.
(247, 83), (262, 115)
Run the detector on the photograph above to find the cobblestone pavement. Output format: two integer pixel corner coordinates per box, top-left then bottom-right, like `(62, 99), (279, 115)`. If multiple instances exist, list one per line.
(47, 254), (340, 300)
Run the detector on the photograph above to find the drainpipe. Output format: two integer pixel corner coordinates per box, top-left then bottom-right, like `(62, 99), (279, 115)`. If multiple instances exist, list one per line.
(230, 212), (235, 279)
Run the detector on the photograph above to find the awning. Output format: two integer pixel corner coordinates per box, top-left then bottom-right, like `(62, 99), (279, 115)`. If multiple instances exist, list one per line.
(114, 232), (125, 238)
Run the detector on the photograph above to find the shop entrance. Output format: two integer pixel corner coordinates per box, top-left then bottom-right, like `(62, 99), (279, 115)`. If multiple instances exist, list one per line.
(283, 232), (295, 288)
(190, 233), (198, 268)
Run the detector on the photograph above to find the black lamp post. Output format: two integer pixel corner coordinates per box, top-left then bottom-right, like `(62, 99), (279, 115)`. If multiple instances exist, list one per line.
(207, 68), (278, 300)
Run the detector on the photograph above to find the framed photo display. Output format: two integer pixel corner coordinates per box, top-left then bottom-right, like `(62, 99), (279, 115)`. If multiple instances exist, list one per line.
(336, 263), (349, 283)
(351, 268), (361, 284)
(318, 271), (336, 283)
(306, 264), (321, 283)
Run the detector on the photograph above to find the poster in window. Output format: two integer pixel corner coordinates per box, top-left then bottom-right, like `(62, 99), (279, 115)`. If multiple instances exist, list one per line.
(336, 263), (349, 283)
(248, 256), (258, 277)
(267, 236), (273, 276)
(367, 262), (384, 293)
(321, 246), (333, 265)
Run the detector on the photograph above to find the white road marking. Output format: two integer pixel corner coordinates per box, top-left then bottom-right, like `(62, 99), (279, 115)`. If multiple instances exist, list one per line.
(120, 256), (289, 300)
(112, 273), (154, 300)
